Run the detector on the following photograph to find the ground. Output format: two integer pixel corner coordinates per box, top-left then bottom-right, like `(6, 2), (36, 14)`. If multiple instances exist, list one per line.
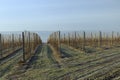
(1, 44), (120, 80)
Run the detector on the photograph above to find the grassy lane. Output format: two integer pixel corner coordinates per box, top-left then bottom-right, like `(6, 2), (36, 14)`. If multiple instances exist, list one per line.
(76, 56), (120, 80)
(15, 44), (120, 80)
(2, 44), (120, 80)
(61, 45), (120, 68)
(0, 48), (22, 65)
(0, 50), (23, 79)
(3, 45), (43, 80)
(90, 66), (120, 80)
(52, 45), (120, 80)
(16, 44), (64, 80)
(47, 45), (61, 68)
(0, 47), (22, 59)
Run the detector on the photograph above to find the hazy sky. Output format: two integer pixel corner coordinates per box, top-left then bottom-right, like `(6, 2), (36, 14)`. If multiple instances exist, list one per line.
(0, 0), (120, 31)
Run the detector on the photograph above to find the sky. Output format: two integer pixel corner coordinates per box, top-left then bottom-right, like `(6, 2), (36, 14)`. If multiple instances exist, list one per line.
(0, 0), (120, 31)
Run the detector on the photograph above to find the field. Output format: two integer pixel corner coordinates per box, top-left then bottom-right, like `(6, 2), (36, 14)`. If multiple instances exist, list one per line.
(0, 31), (120, 80)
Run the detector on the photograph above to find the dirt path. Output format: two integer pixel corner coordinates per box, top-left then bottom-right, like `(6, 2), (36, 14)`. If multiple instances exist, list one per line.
(30, 44), (60, 69)
(7, 44), (62, 80)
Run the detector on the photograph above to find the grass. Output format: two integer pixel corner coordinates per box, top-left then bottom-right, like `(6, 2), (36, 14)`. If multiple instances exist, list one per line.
(1, 44), (120, 80)
(0, 50), (22, 79)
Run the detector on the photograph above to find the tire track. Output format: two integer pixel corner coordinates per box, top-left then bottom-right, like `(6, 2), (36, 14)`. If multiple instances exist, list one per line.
(0, 50), (23, 77)
(31, 44), (60, 69)
(0, 48), (22, 65)
(53, 47), (120, 80)
(47, 45), (61, 68)
(76, 56), (120, 80)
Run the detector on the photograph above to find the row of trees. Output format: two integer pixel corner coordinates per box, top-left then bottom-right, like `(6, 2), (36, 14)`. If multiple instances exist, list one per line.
(0, 33), (22, 59)
(22, 31), (42, 62)
(47, 31), (61, 52)
(0, 31), (42, 63)
(47, 31), (120, 53)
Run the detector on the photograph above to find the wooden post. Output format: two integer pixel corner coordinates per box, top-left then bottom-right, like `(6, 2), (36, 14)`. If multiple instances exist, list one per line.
(78, 33), (81, 49)
(22, 32), (25, 62)
(2, 37), (4, 50)
(64, 34), (65, 43)
(94, 33), (96, 47)
(71, 34), (73, 46)
(8, 35), (11, 48)
(0, 34), (2, 58)
(111, 31), (114, 46)
(68, 33), (70, 46)
(12, 34), (14, 49)
(106, 34), (109, 47)
(28, 32), (31, 55)
(117, 32), (119, 45)
(98, 31), (102, 48)
(91, 32), (93, 47)
(83, 31), (86, 51)
(36, 34), (38, 45)
(75, 31), (77, 48)
(54, 32), (57, 48)
(33, 33), (36, 51)
(19, 34), (21, 47)
(35, 34), (38, 48)
(58, 31), (61, 53)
